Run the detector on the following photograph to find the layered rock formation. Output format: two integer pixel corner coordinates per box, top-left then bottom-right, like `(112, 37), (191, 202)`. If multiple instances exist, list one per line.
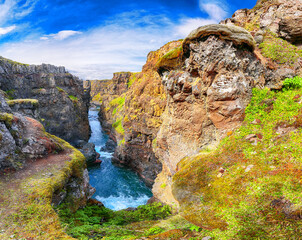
(0, 58), (90, 144)
(152, 24), (271, 204)
(0, 83), (94, 239)
(93, 0), (302, 208)
(222, 0), (302, 45)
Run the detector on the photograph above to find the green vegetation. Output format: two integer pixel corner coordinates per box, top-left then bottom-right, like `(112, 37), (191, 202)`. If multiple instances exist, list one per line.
(5, 89), (15, 100)
(282, 76), (302, 91)
(69, 95), (78, 103)
(7, 99), (39, 107)
(112, 118), (125, 135)
(0, 112), (14, 127)
(0, 133), (84, 239)
(173, 86), (302, 239)
(92, 92), (103, 103)
(259, 31), (302, 65)
(57, 202), (172, 239)
(127, 72), (139, 88)
(109, 96), (125, 107)
(155, 45), (183, 72)
(56, 87), (66, 93)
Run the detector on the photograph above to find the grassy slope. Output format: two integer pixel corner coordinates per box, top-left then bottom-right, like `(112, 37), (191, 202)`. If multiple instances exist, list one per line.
(0, 135), (86, 240)
(173, 85), (302, 239)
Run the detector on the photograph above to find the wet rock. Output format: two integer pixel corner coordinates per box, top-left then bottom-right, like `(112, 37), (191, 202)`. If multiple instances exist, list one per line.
(78, 142), (99, 165)
(88, 198), (105, 207)
(100, 137), (117, 152)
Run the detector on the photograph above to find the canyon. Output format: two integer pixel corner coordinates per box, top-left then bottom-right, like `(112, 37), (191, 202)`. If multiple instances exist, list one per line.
(1, 0), (302, 239)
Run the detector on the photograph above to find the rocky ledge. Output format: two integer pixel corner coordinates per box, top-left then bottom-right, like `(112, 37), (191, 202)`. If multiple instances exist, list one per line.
(0, 57), (90, 144)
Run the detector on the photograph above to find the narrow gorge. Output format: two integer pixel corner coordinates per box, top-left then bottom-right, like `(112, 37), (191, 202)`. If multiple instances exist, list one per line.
(1, 0), (302, 239)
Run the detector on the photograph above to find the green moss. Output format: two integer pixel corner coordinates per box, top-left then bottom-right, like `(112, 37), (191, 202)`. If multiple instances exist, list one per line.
(173, 87), (302, 239)
(109, 96), (125, 107)
(0, 112), (14, 127)
(0, 133), (84, 239)
(68, 95), (78, 102)
(57, 202), (171, 239)
(112, 118), (125, 135)
(92, 92), (103, 103)
(155, 46), (183, 72)
(7, 99), (39, 107)
(56, 87), (66, 94)
(282, 76), (302, 91)
(259, 31), (302, 66)
(127, 72), (139, 88)
(5, 89), (15, 100)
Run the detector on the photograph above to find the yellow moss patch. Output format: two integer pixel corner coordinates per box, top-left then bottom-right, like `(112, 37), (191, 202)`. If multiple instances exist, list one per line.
(7, 99), (39, 107)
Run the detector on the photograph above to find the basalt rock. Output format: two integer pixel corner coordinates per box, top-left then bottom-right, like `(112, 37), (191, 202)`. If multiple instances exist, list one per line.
(221, 0), (302, 45)
(152, 25), (271, 205)
(0, 57), (90, 144)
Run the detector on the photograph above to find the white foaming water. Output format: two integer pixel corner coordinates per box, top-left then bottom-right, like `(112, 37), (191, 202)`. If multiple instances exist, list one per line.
(95, 194), (150, 211)
(88, 110), (152, 210)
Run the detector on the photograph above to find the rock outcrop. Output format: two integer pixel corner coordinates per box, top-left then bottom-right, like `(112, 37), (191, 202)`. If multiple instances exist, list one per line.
(0, 57), (90, 144)
(221, 0), (302, 45)
(152, 24), (271, 205)
(92, 41), (181, 187)
(0, 88), (94, 239)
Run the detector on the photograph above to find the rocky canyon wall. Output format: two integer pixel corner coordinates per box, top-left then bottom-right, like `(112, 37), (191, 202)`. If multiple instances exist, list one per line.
(0, 58), (90, 144)
(89, 0), (302, 206)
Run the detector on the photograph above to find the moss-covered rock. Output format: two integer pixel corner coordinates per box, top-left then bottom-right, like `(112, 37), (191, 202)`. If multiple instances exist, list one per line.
(172, 86), (302, 239)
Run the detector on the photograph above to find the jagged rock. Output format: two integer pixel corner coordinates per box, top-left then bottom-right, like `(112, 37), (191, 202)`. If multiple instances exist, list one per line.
(7, 99), (39, 119)
(153, 26), (268, 204)
(78, 142), (100, 165)
(224, 0), (302, 45)
(183, 24), (256, 54)
(100, 137), (117, 152)
(0, 57), (90, 144)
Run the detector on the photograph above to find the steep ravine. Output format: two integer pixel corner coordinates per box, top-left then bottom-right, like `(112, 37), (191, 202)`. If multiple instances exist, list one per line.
(87, 109), (152, 210)
(88, 0), (302, 238)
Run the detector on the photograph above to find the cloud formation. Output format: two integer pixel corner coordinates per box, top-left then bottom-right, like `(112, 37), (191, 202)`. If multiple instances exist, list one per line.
(0, 25), (16, 35)
(176, 0), (228, 36)
(0, 0), (36, 36)
(0, 0), (229, 80)
(41, 30), (82, 40)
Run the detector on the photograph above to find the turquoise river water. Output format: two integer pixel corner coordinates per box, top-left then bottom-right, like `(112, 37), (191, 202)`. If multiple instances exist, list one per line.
(87, 110), (152, 210)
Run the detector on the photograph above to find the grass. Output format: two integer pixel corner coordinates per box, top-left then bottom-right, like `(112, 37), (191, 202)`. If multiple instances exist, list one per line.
(7, 99), (39, 107)
(0, 133), (86, 239)
(56, 202), (172, 239)
(259, 31), (302, 66)
(172, 83), (302, 239)
(69, 95), (78, 103)
(112, 118), (125, 135)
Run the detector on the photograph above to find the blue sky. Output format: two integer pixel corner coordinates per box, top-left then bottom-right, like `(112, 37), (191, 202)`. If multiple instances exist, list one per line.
(0, 0), (257, 79)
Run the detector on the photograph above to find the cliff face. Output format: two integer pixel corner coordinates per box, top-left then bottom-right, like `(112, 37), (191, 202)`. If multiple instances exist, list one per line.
(91, 41), (181, 187)
(0, 90), (94, 238)
(0, 58), (90, 144)
(113, 41), (182, 187)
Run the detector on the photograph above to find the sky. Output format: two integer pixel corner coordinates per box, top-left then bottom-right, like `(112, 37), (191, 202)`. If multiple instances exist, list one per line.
(0, 0), (257, 80)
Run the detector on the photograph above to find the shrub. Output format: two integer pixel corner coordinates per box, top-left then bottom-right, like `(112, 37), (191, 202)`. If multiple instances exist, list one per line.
(282, 76), (302, 91)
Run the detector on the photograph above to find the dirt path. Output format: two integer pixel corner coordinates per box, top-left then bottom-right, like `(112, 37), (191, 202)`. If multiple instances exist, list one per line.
(0, 150), (74, 239)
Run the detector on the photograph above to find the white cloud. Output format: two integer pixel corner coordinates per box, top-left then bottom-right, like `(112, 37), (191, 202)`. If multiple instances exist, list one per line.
(41, 30), (83, 41)
(176, 18), (217, 37)
(0, 11), (175, 80)
(176, 0), (228, 36)
(0, 25), (16, 35)
(201, 3), (228, 21)
(0, 2), (229, 80)
(0, 0), (37, 37)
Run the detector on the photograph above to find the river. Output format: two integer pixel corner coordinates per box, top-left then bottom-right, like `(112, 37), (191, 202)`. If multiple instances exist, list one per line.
(87, 109), (152, 210)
